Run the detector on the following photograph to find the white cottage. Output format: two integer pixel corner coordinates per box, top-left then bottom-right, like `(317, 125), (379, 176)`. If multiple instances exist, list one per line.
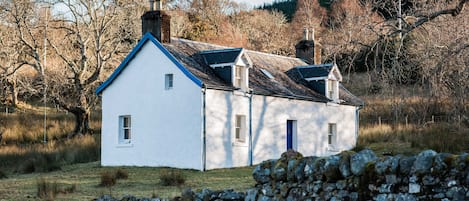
(96, 5), (364, 170)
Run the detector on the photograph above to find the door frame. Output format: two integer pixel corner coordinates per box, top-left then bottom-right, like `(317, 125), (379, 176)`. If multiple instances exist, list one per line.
(286, 120), (297, 150)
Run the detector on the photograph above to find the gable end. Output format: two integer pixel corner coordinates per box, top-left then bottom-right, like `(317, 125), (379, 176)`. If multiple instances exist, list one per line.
(96, 32), (203, 94)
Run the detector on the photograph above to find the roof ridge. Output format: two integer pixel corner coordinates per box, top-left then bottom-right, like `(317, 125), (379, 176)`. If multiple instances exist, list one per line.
(295, 64), (334, 69)
(171, 37), (305, 63)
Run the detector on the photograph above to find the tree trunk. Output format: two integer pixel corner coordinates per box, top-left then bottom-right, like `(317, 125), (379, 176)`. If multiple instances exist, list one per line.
(68, 107), (92, 138)
(8, 78), (18, 108)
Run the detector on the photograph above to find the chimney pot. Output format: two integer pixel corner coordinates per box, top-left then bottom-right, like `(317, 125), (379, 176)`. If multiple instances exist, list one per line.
(303, 28), (309, 40)
(156, 0), (162, 11)
(149, 0), (155, 11)
(310, 28), (315, 41)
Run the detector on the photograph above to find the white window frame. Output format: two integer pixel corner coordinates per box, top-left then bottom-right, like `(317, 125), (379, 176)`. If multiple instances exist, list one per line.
(328, 123), (337, 147)
(119, 115), (131, 144)
(234, 115), (246, 144)
(234, 66), (243, 89)
(327, 79), (338, 101)
(165, 74), (173, 90)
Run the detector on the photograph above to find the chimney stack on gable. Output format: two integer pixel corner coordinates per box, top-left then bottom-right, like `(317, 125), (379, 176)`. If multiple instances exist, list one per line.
(295, 28), (322, 65)
(142, 0), (171, 43)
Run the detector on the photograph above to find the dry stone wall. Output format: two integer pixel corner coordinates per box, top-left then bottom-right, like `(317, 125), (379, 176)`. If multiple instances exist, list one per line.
(250, 149), (469, 201)
(94, 149), (469, 201)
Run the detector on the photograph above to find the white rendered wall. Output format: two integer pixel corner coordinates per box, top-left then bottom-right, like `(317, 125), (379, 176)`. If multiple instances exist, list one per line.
(204, 90), (358, 169)
(250, 95), (357, 165)
(205, 90), (250, 169)
(101, 41), (203, 170)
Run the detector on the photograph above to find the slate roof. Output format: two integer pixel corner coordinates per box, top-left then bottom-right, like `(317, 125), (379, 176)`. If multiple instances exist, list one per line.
(164, 38), (364, 107)
(97, 33), (363, 107)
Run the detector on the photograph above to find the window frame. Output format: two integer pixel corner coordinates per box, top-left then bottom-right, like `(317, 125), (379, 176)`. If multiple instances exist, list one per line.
(234, 115), (246, 143)
(165, 73), (174, 90)
(234, 66), (243, 88)
(328, 123), (337, 146)
(119, 115), (132, 144)
(327, 79), (337, 100)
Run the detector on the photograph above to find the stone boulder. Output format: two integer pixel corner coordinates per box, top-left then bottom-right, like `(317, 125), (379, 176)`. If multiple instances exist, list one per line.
(350, 149), (378, 175)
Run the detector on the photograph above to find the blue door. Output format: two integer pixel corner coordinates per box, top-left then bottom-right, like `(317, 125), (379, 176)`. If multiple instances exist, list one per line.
(287, 120), (293, 150)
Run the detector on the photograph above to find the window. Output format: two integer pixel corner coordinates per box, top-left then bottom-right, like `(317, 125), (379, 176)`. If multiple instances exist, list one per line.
(328, 123), (337, 146)
(260, 68), (274, 79)
(235, 115), (246, 143)
(165, 74), (173, 90)
(234, 66), (243, 88)
(119, 116), (131, 144)
(327, 79), (338, 100)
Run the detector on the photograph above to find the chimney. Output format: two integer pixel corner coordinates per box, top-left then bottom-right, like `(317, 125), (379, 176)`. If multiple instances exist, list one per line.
(295, 28), (322, 65)
(141, 0), (171, 43)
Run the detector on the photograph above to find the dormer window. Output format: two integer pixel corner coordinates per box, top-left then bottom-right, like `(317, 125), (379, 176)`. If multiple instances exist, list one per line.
(235, 66), (243, 87)
(327, 79), (339, 101)
(200, 48), (252, 92)
(234, 65), (247, 90)
(295, 63), (343, 102)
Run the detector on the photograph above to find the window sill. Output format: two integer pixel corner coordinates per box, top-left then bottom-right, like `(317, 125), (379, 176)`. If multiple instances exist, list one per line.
(327, 146), (340, 152)
(116, 143), (134, 148)
(232, 142), (248, 147)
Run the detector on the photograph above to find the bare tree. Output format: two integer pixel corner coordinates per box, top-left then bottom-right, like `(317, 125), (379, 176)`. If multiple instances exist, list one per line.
(0, 24), (23, 107)
(44, 0), (137, 137)
(0, 0), (48, 107)
(231, 10), (291, 54)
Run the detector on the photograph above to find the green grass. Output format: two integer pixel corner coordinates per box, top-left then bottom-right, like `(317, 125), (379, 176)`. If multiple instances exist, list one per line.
(0, 162), (255, 200)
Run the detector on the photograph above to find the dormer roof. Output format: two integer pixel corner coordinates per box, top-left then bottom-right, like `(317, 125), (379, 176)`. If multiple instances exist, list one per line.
(296, 64), (342, 81)
(199, 48), (243, 65)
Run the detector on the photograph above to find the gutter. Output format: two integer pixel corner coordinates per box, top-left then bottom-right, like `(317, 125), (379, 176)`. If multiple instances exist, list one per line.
(355, 106), (361, 145)
(202, 85), (207, 171)
(249, 89), (253, 166)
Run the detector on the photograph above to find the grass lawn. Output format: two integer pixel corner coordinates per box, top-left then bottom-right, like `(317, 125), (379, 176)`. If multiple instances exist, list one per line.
(0, 162), (255, 201)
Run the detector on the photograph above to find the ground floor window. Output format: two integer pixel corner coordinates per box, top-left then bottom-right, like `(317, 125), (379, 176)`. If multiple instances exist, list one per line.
(119, 115), (131, 144)
(328, 123), (337, 146)
(235, 115), (246, 143)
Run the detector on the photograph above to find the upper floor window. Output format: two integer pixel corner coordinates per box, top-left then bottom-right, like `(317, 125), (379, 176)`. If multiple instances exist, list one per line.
(327, 79), (338, 101)
(165, 74), (173, 90)
(119, 115), (131, 144)
(234, 66), (243, 88)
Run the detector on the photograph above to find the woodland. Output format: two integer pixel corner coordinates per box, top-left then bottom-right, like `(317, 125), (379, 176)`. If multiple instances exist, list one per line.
(0, 0), (468, 138)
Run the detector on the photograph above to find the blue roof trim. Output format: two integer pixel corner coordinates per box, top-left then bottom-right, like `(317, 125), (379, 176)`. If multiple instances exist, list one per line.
(96, 33), (203, 94)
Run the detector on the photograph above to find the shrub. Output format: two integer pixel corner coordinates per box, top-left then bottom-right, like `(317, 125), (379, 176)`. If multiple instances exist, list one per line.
(16, 154), (62, 174)
(37, 178), (58, 200)
(159, 169), (186, 186)
(17, 158), (36, 174)
(37, 178), (76, 200)
(114, 169), (129, 180)
(0, 169), (7, 179)
(100, 171), (117, 187)
(62, 184), (77, 194)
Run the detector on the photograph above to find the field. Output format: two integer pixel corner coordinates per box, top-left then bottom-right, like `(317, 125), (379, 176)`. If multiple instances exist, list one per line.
(1, 83), (468, 200)
(0, 162), (255, 200)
